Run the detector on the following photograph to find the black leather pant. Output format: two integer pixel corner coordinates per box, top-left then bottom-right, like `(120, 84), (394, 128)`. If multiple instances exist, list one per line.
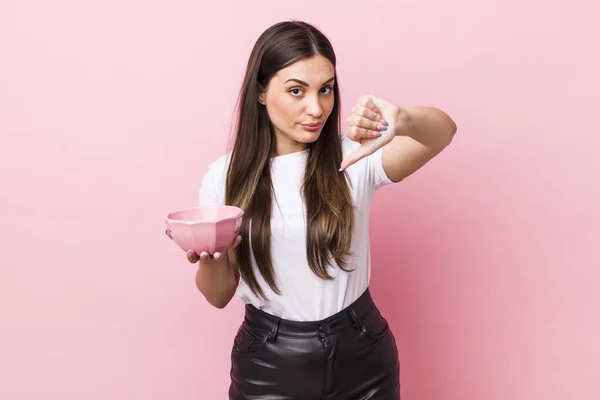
(229, 288), (400, 399)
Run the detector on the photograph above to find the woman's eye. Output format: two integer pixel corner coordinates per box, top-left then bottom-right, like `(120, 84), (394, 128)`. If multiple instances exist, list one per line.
(290, 88), (303, 96)
(320, 86), (333, 95)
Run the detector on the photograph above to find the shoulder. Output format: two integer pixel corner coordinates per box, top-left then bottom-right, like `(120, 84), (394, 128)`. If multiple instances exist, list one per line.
(204, 152), (232, 181)
(198, 152), (231, 206)
(340, 134), (370, 172)
(340, 134), (393, 191)
(340, 133), (358, 156)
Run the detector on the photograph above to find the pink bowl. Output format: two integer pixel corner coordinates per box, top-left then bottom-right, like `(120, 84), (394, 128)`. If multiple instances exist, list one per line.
(164, 206), (243, 255)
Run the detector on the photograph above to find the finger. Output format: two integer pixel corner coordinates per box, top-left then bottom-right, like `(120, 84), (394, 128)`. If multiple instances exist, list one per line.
(186, 250), (199, 263)
(348, 115), (386, 135)
(198, 251), (210, 262)
(363, 96), (383, 116)
(352, 104), (385, 125)
(339, 146), (375, 172)
(165, 229), (173, 240)
(347, 125), (382, 140)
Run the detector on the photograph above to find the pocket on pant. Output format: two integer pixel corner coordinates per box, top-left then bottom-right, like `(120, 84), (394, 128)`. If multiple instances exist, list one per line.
(362, 308), (390, 342)
(232, 325), (269, 355)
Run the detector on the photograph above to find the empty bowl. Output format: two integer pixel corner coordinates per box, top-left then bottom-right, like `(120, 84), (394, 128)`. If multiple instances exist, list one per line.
(164, 206), (243, 255)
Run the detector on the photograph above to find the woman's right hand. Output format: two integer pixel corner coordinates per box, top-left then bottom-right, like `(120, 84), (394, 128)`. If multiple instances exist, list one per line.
(165, 229), (242, 264)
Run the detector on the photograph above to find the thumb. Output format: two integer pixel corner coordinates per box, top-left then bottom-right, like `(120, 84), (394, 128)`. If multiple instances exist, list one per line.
(227, 236), (242, 266)
(340, 146), (372, 172)
(231, 235), (242, 249)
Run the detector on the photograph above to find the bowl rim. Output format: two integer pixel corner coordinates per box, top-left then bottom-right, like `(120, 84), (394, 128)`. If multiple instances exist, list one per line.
(164, 205), (244, 225)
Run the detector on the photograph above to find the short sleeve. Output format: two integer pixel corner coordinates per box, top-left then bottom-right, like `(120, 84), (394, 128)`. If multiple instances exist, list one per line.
(366, 145), (394, 190)
(198, 163), (226, 206)
(341, 135), (394, 193)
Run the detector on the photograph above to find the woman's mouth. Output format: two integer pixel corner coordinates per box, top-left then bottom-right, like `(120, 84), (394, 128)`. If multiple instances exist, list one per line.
(301, 122), (323, 131)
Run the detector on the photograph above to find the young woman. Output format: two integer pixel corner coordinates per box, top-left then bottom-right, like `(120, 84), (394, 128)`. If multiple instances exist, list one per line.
(167, 20), (456, 399)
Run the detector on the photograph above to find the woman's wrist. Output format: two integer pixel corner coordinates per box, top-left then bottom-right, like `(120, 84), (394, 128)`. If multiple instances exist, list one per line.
(394, 106), (413, 137)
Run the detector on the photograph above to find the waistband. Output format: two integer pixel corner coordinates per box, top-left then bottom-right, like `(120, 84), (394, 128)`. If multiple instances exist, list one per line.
(243, 288), (377, 339)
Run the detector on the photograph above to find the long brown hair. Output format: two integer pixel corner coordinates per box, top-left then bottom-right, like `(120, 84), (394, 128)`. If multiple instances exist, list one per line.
(225, 21), (355, 299)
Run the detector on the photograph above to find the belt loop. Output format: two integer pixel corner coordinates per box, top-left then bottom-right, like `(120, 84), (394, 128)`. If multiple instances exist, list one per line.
(267, 317), (281, 343)
(347, 307), (361, 330)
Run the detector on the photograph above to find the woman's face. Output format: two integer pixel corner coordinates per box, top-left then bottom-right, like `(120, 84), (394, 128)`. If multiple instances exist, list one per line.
(259, 54), (336, 156)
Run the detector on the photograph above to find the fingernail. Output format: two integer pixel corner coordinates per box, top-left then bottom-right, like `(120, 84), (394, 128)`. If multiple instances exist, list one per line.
(374, 131), (382, 137)
(380, 119), (387, 125)
(339, 167), (345, 172)
(187, 250), (193, 256)
(380, 126), (388, 131)
(214, 253), (221, 260)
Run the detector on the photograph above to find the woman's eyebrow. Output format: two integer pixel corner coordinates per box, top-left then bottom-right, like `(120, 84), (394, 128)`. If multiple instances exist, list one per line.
(284, 77), (335, 87)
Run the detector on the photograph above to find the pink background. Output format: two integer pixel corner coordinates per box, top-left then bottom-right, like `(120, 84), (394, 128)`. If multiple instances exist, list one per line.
(1, 1), (598, 399)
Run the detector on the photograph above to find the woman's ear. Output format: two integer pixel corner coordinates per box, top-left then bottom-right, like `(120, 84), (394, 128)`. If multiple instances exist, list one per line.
(257, 84), (266, 105)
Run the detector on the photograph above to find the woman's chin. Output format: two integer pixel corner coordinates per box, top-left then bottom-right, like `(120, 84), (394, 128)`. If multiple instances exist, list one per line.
(295, 130), (322, 143)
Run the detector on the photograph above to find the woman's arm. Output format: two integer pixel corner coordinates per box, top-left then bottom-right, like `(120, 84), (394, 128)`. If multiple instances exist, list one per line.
(383, 106), (457, 182)
(167, 230), (241, 309)
(195, 253), (240, 309)
(341, 97), (457, 178)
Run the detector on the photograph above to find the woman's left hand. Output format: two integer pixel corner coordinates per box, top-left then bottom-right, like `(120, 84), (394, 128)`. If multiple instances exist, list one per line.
(341, 95), (404, 171)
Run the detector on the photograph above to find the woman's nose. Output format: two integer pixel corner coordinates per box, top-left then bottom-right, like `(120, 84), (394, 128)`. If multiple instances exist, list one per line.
(306, 96), (323, 118)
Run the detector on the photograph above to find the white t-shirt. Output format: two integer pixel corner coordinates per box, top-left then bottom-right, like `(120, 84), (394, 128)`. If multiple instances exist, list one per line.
(198, 135), (394, 321)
